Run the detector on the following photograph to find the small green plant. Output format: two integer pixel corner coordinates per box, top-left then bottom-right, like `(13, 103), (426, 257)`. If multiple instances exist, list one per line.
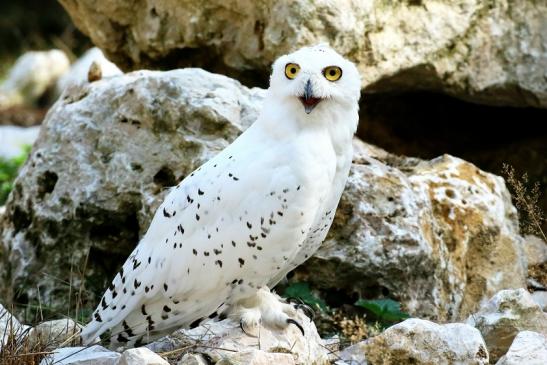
(355, 298), (409, 328)
(282, 282), (328, 312)
(0, 145), (31, 205)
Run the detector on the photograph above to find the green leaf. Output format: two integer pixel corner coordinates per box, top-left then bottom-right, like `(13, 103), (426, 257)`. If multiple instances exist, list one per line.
(0, 144), (31, 204)
(355, 298), (410, 325)
(282, 282), (328, 312)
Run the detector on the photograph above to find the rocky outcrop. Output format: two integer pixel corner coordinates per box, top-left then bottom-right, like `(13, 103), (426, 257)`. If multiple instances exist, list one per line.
(338, 318), (489, 365)
(58, 0), (547, 108)
(495, 331), (547, 365)
(147, 310), (328, 365)
(119, 347), (169, 365)
(0, 68), (526, 322)
(0, 50), (70, 110)
(298, 141), (527, 320)
(466, 288), (547, 362)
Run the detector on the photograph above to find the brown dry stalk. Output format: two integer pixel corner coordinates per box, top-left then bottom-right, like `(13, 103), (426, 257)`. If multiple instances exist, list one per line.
(502, 163), (546, 242)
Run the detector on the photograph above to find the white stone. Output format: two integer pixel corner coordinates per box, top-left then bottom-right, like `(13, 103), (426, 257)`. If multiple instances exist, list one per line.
(0, 303), (29, 347)
(0, 50), (69, 109)
(524, 235), (547, 266)
(531, 291), (547, 311)
(28, 318), (82, 348)
(119, 347), (169, 365)
(177, 353), (209, 365)
(349, 318), (489, 365)
(0, 125), (40, 159)
(39, 345), (120, 365)
(496, 331), (547, 365)
(466, 288), (547, 362)
(56, 48), (122, 93)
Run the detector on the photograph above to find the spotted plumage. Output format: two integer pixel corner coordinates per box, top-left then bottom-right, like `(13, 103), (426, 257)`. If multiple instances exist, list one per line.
(80, 44), (360, 346)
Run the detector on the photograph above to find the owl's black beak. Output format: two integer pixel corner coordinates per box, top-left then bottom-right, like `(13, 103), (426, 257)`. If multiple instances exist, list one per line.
(299, 79), (321, 114)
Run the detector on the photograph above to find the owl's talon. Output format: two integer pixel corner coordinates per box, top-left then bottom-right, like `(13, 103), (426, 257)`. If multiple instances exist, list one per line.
(240, 319), (258, 338)
(295, 303), (315, 321)
(286, 318), (305, 336)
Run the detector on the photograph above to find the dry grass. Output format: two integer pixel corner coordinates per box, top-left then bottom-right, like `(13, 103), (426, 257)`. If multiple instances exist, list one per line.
(0, 309), (51, 365)
(502, 164), (546, 242)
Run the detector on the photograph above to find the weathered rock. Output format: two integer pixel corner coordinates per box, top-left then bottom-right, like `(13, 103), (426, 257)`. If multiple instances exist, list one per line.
(298, 141), (527, 320)
(0, 50), (70, 109)
(119, 347), (169, 365)
(39, 345), (120, 365)
(0, 303), (29, 347)
(0, 68), (265, 313)
(466, 288), (547, 362)
(339, 318), (488, 365)
(177, 353), (209, 365)
(28, 318), (82, 348)
(495, 331), (547, 365)
(147, 310), (328, 365)
(524, 235), (547, 267)
(56, 48), (122, 93)
(531, 291), (547, 311)
(58, 0), (547, 108)
(0, 125), (39, 159)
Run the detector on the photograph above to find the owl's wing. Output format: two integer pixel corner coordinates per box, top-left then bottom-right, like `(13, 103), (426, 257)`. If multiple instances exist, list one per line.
(81, 148), (315, 344)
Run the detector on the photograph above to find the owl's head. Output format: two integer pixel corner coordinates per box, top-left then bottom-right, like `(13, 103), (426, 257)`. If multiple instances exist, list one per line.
(269, 45), (361, 115)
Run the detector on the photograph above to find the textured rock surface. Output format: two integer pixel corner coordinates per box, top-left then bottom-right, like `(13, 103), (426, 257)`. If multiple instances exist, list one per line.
(39, 345), (120, 365)
(0, 68), (526, 322)
(147, 310), (327, 365)
(466, 288), (547, 362)
(0, 68), (264, 313)
(340, 318), (489, 365)
(58, 0), (547, 108)
(524, 235), (547, 267)
(56, 48), (122, 93)
(119, 347), (169, 365)
(496, 331), (547, 365)
(28, 318), (82, 348)
(298, 141), (527, 320)
(177, 353), (209, 365)
(0, 50), (70, 109)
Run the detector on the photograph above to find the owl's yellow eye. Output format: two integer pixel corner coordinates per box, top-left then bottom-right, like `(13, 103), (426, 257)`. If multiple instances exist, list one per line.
(284, 63), (300, 79)
(323, 66), (342, 81)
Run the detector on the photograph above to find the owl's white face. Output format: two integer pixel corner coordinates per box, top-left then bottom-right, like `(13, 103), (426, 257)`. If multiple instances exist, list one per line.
(269, 45), (361, 116)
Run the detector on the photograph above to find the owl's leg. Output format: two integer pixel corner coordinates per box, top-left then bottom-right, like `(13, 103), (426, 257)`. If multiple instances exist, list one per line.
(227, 286), (306, 337)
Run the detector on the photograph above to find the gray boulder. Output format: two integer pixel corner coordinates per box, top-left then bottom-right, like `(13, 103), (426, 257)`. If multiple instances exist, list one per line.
(58, 0), (547, 108)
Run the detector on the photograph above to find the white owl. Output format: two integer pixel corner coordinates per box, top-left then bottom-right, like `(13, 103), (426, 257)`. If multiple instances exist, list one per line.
(80, 44), (361, 346)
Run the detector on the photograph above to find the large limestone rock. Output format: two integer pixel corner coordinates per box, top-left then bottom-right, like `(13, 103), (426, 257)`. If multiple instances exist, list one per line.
(147, 310), (328, 365)
(298, 141), (527, 320)
(0, 50), (70, 110)
(0, 68), (265, 314)
(496, 331), (547, 365)
(0, 68), (526, 323)
(58, 0), (547, 108)
(466, 288), (547, 362)
(338, 318), (489, 365)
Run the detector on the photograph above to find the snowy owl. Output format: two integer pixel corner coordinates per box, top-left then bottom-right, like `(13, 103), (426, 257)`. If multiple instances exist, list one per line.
(81, 44), (361, 346)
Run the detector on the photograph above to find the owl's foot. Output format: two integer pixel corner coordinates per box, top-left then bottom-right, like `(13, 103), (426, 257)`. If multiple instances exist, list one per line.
(230, 287), (306, 337)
